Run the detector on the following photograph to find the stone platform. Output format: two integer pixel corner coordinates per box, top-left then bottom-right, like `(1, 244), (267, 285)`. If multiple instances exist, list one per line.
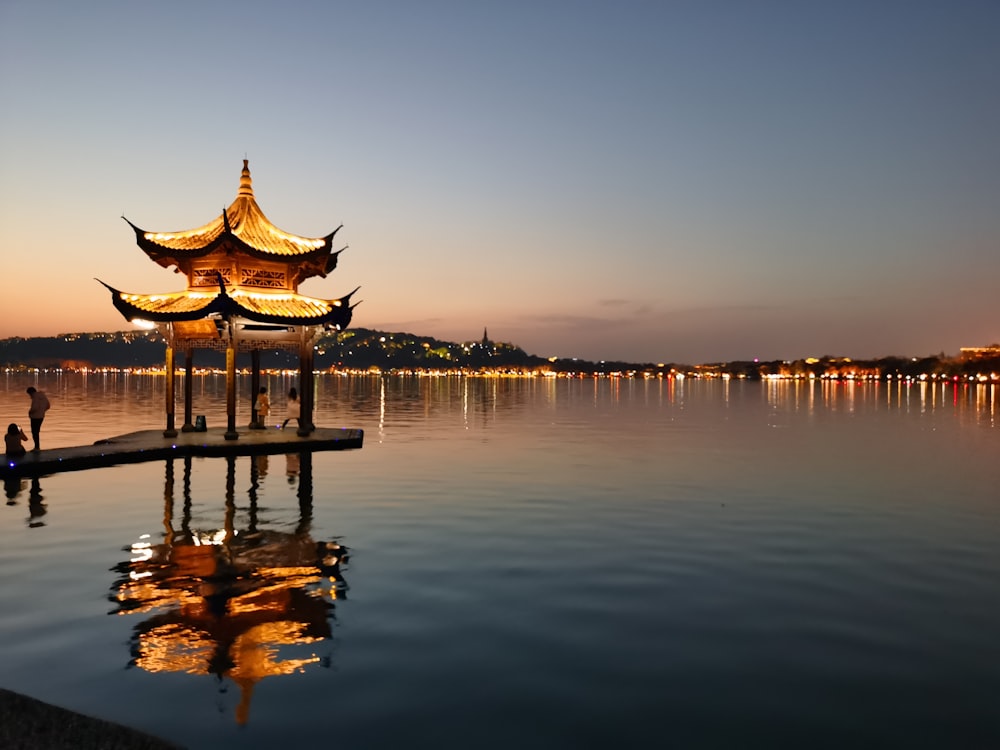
(1, 426), (363, 479)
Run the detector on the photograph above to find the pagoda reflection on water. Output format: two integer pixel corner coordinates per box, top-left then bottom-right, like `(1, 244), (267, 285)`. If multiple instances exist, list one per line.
(108, 455), (348, 725)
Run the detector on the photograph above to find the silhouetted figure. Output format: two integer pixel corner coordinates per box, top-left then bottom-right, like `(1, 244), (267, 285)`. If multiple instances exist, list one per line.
(25, 386), (50, 451)
(281, 387), (300, 429)
(4, 423), (28, 457)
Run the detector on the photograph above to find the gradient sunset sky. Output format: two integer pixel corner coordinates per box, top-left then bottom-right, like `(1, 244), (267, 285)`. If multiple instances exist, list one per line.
(1, 1), (997, 364)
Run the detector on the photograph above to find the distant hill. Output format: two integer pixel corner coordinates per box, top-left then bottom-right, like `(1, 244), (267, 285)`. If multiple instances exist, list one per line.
(1, 330), (996, 379)
(0, 328), (655, 374)
(0, 332), (168, 370)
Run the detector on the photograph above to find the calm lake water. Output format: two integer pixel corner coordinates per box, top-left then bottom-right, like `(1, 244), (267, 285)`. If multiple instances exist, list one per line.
(1, 371), (999, 749)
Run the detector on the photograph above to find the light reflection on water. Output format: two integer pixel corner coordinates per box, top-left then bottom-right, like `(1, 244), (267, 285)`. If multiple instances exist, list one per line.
(1, 373), (999, 749)
(108, 455), (347, 727)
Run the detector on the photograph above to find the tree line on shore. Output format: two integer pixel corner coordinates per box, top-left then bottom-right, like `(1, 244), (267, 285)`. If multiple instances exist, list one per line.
(1, 328), (998, 379)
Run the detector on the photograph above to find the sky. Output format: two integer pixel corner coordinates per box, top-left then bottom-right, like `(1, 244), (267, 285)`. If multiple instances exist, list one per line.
(1, 1), (997, 364)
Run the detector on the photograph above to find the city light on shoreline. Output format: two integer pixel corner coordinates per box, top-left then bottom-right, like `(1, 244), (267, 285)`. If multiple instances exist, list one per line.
(4, 365), (998, 384)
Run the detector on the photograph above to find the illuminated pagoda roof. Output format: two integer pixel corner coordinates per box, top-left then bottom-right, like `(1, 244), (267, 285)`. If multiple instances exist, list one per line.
(102, 159), (360, 330)
(98, 276), (359, 328)
(124, 159), (344, 281)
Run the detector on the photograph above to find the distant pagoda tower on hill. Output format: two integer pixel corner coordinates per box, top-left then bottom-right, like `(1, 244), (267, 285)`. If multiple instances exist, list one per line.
(100, 159), (360, 439)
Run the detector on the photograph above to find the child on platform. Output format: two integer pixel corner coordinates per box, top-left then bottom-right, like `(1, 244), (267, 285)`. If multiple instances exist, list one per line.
(281, 387), (300, 430)
(255, 387), (270, 428)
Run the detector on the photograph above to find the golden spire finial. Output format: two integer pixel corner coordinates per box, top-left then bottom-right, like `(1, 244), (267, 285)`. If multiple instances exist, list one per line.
(238, 159), (253, 197)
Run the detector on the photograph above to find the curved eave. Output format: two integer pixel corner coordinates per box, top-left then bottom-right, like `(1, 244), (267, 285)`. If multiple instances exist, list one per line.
(227, 288), (357, 328)
(125, 217), (337, 269)
(98, 279), (228, 322)
(126, 218), (226, 268)
(97, 280), (358, 328)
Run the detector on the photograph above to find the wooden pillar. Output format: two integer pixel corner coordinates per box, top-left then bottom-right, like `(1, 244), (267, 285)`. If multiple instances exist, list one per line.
(249, 349), (262, 429)
(297, 339), (315, 436)
(181, 349), (194, 432)
(224, 335), (239, 440)
(163, 343), (178, 437)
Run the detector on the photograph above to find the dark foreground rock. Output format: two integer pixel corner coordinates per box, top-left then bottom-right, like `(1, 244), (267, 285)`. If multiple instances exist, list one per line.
(0, 688), (182, 750)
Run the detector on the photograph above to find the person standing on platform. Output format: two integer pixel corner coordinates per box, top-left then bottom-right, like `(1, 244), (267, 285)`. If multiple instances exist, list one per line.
(281, 387), (300, 430)
(25, 387), (50, 451)
(255, 386), (270, 428)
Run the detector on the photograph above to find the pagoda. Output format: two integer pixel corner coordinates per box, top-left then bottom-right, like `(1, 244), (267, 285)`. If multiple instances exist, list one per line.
(101, 160), (359, 439)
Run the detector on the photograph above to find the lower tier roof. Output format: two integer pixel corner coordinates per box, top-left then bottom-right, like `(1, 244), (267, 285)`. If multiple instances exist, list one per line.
(98, 281), (358, 329)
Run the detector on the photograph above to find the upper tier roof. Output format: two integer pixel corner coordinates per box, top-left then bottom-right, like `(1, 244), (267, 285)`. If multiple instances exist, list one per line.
(125, 160), (342, 274)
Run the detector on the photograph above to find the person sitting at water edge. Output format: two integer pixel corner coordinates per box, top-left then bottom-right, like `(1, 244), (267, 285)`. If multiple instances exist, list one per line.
(25, 386), (50, 451)
(5, 423), (28, 458)
(281, 387), (300, 429)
